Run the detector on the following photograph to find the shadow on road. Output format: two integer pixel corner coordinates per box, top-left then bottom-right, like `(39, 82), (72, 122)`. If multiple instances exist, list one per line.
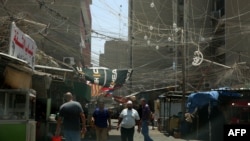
(82, 135), (121, 141)
(108, 135), (121, 141)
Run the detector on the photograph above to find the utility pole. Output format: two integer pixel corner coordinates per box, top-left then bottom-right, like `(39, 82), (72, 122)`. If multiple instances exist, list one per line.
(181, 29), (186, 116)
(172, 0), (178, 89)
(181, 0), (189, 116)
(129, 0), (133, 92)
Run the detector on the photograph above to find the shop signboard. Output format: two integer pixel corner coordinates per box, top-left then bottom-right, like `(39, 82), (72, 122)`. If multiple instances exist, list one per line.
(8, 22), (37, 69)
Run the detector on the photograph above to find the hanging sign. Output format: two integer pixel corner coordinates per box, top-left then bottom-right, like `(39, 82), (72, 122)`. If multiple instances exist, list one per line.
(82, 67), (133, 88)
(9, 22), (37, 69)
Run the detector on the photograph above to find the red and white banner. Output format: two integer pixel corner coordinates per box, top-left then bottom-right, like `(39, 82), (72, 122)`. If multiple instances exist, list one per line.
(86, 81), (115, 97)
(86, 81), (103, 97)
(91, 84), (103, 97)
(9, 22), (37, 69)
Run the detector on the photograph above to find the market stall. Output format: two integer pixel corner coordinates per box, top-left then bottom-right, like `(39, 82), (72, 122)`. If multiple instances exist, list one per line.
(185, 89), (242, 141)
(0, 89), (36, 141)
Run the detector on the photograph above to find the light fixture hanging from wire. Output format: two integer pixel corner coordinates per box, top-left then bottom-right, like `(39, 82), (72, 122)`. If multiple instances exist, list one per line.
(149, 25), (153, 30)
(150, 1), (155, 8)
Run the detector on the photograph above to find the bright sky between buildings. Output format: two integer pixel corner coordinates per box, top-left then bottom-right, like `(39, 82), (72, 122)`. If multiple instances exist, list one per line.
(90, 0), (129, 66)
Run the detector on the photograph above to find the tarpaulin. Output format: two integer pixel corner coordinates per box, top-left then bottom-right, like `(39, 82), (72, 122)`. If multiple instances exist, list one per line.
(186, 90), (242, 113)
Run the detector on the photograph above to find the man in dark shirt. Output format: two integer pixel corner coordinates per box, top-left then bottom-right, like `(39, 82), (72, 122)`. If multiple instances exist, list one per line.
(91, 101), (111, 141)
(140, 98), (153, 141)
(55, 92), (86, 141)
(137, 105), (142, 119)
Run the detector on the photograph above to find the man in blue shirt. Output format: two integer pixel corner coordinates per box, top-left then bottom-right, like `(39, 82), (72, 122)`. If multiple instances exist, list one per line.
(91, 101), (111, 141)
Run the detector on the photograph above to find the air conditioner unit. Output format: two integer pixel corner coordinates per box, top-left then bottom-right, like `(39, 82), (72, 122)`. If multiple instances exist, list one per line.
(63, 57), (75, 65)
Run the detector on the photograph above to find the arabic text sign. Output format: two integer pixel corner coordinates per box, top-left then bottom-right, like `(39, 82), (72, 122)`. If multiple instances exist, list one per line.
(9, 22), (37, 69)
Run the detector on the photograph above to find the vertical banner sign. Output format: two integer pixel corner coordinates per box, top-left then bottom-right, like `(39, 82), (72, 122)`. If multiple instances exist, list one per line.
(9, 22), (37, 69)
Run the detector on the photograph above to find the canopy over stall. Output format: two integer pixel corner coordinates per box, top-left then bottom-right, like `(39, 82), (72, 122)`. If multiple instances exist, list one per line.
(187, 89), (243, 113)
(185, 89), (242, 141)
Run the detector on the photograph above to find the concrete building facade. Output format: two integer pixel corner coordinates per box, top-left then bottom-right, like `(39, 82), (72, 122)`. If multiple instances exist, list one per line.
(101, 0), (250, 94)
(0, 0), (92, 67)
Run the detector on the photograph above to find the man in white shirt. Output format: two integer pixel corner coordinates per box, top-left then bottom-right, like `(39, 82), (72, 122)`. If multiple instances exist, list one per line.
(117, 100), (141, 141)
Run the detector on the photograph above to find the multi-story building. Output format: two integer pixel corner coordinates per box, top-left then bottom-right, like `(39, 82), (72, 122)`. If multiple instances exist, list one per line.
(80, 0), (92, 67)
(0, 0), (92, 67)
(224, 0), (250, 66)
(100, 40), (130, 69)
(0, 1), (93, 140)
(101, 0), (250, 94)
(127, 0), (177, 92)
(101, 0), (187, 93)
(199, 0), (250, 88)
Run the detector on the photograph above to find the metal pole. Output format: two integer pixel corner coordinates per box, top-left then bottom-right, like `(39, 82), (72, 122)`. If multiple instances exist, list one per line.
(129, 0), (133, 91)
(181, 28), (186, 116)
(163, 99), (166, 131)
(181, 0), (189, 117)
(172, 0), (178, 91)
(169, 97), (172, 133)
(208, 101), (211, 141)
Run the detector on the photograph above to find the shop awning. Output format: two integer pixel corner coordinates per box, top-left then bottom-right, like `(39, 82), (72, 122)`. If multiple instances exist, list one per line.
(186, 89), (242, 113)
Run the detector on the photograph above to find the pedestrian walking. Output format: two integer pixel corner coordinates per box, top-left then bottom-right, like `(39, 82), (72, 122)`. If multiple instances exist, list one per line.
(154, 111), (159, 129)
(117, 100), (141, 141)
(55, 92), (87, 141)
(91, 100), (111, 141)
(140, 98), (154, 141)
(150, 111), (155, 130)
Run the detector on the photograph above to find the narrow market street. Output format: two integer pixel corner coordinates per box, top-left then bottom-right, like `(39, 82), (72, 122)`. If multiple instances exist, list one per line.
(2, 1), (250, 141)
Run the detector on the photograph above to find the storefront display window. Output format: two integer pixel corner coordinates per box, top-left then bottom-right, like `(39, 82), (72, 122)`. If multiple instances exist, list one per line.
(0, 90), (35, 120)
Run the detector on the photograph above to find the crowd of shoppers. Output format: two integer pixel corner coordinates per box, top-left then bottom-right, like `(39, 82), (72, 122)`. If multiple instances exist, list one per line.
(55, 92), (154, 141)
